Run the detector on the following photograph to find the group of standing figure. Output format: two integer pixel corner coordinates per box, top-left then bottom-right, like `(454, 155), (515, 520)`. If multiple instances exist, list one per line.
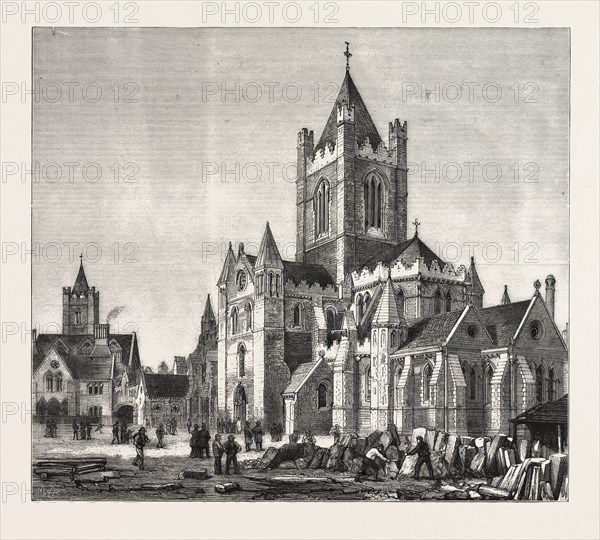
(44, 419), (58, 438)
(73, 418), (98, 441)
(111, 420), (132, 444)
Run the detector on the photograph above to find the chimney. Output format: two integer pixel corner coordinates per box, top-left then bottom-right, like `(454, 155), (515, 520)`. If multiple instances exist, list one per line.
(94, 323), (110, 345)
(545, 274), (556, 319)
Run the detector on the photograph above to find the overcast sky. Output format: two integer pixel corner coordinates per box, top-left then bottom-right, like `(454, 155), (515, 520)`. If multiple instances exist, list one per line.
(33, 28), (569, 369)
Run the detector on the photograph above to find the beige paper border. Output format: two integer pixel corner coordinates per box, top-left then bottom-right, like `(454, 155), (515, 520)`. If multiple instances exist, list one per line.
(1, 1), (598, 539)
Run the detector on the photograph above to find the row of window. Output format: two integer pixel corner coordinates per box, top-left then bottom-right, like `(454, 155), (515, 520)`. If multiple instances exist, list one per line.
(362, 362), (559, 405)
(44, 372), (63, 392)
(230, 304), (253, 335)
(255, 272), (281, 297)
(87, 383), (104, 395)
(313, 173), (386, 238)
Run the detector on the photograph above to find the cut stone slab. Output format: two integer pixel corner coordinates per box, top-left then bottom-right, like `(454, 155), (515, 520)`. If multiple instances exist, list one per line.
(444, 435), (461, 468)
(278, 460), (297, 469)
(434, 432), (448, 451)
(425, 428), (437, 449)
(355, 438), (368, 455)
(487, 434), (507, 476)
(549, 453), (568, 499)
(378, 431), (394, 451)
(365, 430), (382, 451)
(308, 447), (326, 469)
(178, 469), (208, 480)
(478, 484), (510, 499)
(214, 482), (240, 493)
(399, 454), (418, 476)
(518, 439), (531, 462)
(387, 423), (401, 446)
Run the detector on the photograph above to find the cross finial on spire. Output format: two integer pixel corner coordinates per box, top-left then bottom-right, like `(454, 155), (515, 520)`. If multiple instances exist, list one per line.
(79, 253), (83, 263)
(344, 42), (352, 71)
(412, 218), (421, 236)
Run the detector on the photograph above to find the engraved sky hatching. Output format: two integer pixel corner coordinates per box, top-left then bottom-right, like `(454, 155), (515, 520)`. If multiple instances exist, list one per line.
(32, 28), (569, 369)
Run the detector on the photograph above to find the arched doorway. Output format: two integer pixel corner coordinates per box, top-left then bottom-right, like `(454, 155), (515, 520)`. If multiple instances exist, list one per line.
(233, 385), (247, 425)
(115, 404), (134, 424)
(47, 398), (61, 417)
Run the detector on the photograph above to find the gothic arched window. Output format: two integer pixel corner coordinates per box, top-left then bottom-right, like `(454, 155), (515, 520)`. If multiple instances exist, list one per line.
(434, 289), (442, 315)
(268, 272), (274, 296)
(275, 274), (281, 296)
(423, 363), (433, 401)
(45, 372), (54, 392)
(536, 364), (545, 402)
(445, 291), (452, 312)
(245, 303), (253, 331)
(238, 343), (246, 377)
(231, 307), (239, 335)
(397, 288), (405, 316)
(364, 173), (385, 230)
(547, 368), (556, 402)
(56, 373), (63, 393)
(356, 294), (364, 323)
(363, 292), (371, 313)
(390, 329), (397, 348)
(484, 365), (493, 404)
(365, 366), (371, 402)
(314, 179), (330, 237)
(293, 304), (302, 327)
(317, 383), (327, 409)
(74, 309), (82, 324)
(469, 366), (477, 401)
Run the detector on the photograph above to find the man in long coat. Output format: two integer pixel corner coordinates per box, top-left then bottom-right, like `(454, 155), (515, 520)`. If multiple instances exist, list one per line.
(132, 427), (150, 470)
(243, 421), (254, 452)
(252, 421), (264, 451)
(212, 434), (224, 475)
(223, 435), (242, 474)
(189, 424), (202, 458)
(198, 423), (211, 458)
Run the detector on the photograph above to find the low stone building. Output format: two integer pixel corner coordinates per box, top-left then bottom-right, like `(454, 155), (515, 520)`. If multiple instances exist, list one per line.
(136, 371), (191, 428)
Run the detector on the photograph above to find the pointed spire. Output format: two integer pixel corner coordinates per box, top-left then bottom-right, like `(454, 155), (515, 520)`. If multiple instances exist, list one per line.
(72, 255), (90, 294)
(314, 67), (382, 155)
(256, 221), (283, 269)
(468, 256), (485, 294)
(501, 285), (511, 305)
(372, 272), (406, 327)
(217, 242), (236, 285)
(202, 294), (215, 321)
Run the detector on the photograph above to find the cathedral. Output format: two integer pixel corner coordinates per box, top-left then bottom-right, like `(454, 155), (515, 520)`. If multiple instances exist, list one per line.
(216, 54), (568, 438)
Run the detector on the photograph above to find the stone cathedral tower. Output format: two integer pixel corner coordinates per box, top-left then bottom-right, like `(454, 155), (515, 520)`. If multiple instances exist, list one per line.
(295, 58), (408, 286)
(62, 257), (99, 336)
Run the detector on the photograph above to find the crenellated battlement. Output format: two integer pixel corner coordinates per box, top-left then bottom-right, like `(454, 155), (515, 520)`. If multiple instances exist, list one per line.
(297, 127), (314, 148)
(352, 257), (467, 289)
(389, 118), (408, 139)
(284, 278), (338, 296)
(355, 137), (394, 164)
(307, 143), (337, 175)
(337, 101), (355, 124)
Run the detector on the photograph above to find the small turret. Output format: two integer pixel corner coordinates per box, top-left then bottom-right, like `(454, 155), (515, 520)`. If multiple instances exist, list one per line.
(545, 274), (556, 319)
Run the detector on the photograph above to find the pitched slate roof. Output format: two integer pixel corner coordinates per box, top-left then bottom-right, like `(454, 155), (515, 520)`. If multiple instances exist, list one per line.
(401, 310), (464, 350)
(510, 394), (567, 425)
(143, 373), (189, 399)
(479, 300), (531, 347)
(72, 260), (90, 294)
(283, 261), (335, 288)
(284, 358), (324, 394)
(255, 222), (283, 269)
(33, 333), (137, 378)
(77, 357), (113, 380)
(314, 70), (382, 155)
(372, 274), (405, 327)
(356, 235), (446, 273)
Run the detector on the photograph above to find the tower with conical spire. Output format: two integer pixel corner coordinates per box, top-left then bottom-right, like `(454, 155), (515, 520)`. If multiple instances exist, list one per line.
(370, 272), (408, 429)
(295, 43), (408, 286)
(62, 257), (99, 335)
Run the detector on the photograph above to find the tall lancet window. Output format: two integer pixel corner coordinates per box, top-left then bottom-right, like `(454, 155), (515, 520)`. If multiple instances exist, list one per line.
(314, 179), (330, 237)
(364, 173), (385, 230)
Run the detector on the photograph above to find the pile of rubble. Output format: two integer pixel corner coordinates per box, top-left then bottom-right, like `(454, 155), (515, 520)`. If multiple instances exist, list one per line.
(241, 425), (568, 501)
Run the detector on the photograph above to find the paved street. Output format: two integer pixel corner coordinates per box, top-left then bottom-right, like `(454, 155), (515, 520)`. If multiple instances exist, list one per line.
(33, 424), (440, 501)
